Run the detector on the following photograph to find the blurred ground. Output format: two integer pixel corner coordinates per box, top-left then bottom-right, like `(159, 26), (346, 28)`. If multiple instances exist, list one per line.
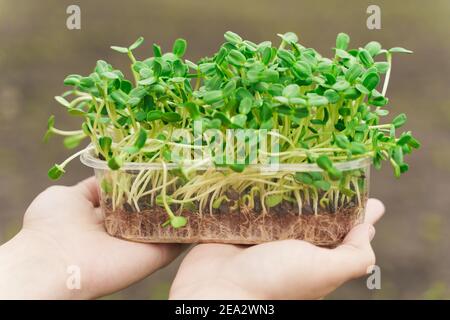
(0, 0), (449, 299)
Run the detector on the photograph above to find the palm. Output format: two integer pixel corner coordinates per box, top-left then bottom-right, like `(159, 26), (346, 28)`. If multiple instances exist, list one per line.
(170, 199), (384, 300)
(22, 177), (182, 299)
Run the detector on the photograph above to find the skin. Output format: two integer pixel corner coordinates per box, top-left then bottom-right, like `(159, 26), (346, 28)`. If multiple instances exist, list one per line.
(169, 199), (384, 299)
(0, 177), (183, 299)
(0, 177), (384, 300)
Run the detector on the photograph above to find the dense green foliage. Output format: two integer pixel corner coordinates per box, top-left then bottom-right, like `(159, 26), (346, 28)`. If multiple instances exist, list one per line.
(46, 31), (420, 180)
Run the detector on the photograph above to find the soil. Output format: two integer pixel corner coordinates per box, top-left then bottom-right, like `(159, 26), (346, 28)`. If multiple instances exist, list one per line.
(103, 196), (365, 248)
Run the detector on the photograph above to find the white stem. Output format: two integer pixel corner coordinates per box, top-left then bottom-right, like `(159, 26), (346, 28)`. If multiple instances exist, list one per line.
(382, 53), (392, 96)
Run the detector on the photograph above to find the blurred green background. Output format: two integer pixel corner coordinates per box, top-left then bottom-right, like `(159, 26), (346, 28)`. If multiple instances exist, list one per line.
(0, 0), (449, 299)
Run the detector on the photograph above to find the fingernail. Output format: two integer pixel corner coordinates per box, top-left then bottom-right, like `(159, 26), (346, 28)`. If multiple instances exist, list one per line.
(368, 225), (376, 241)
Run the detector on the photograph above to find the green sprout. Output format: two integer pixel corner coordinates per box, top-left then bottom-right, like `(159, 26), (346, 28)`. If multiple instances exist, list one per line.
(45, 32), (420, 228)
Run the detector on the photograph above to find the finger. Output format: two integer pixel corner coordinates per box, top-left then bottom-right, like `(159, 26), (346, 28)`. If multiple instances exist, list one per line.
(364, 198), (385, 225)
(90, 239), (186, 297)
(93, 207), (104, 224)
(329, 223), (376, 286)
(73, 176), (100, 207)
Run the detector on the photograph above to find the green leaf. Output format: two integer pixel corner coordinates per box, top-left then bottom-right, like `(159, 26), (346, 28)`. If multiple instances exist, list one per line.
(336, 33), (350, 50)
(407, 136), (421, 149)
(184, 102), (201, 120)
(239, 97), (253, 114)
(170, 216), (187, 228)
(335, 49), (352, 60)
(173, 38), (187, 57)
(293, 107), (309, 119)
(266, 194), (283, 208)
(79, 77), (95, 88)
(110, 90), (129, 107)
(289, 97), (307, 106)
(277, 49), (296, 66)
(260, 69), (279, 83)
(203, 90), (224, 104)
(345, 64), (364, 83)
(374, 62), (390, 73)
(341, 188), (356, 197)
(282, 84), (301, 98)
(313, 180), (331, 191)
(362, 72), (380, 91)
(261, 46), (273, 65)
(231, 114), (247, 128)
(120, 80), (133, 93)
(355, 83), (371, 95)
(101, 179), (113, 194)
(134, 129), (147, 150)
(224, 31), (243, 45)
(389, 47), (413, 54)
(365, 41), (382, 56)
(332, 79), (350, 91)
(230, 163), (245, 172)
(392, 145), (404, 164)
(152, 44), (162, 57)
(95, 60), (109, 74)
(108, 156), (123, 170)
(316, 155), (332, 170)
(274, 105), (292, 115)
(63, 74), (81, 86)
(308, 95), (328, 106)
(43, 115), (55, 142)
(101, 71), (119, 80)
(227, 49), (246, 66)
(99, 136), (112, 154)
(400, 163), (409, 173)
(358, 49), (374, 67)
(129, 36), (144, 51)
(292, 61), (312, 79)
(349, 142), (366, 155)
(138, 77), (157, 85)
(324, 89), (340, 104)
(294, 172), (313, 185)
(343, 87), (361, 99)
(161, 112), (182, 123)
(63, 134), (85, 149)
(54, 96), (70, 107)
(222, 79), (236, 97)
(309, 172), (323, 181)
(392, 113), (407, 128)
(327, 167), (342, 181)
(147, 110), (162, 122)
(48, 164), (65, 180)
(334, 134), (350, 149)
(278, 32), (298, 44)
(212, 197), (225, 209)
(110, 46), (129, 53)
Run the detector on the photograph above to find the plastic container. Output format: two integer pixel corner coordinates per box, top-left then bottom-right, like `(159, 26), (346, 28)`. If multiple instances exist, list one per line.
(81, 150), (370, 247)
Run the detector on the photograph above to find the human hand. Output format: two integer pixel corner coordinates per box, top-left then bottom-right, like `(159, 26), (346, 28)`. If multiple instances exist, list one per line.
(0, 177), (183, 299)
(170, 198), (385, 299)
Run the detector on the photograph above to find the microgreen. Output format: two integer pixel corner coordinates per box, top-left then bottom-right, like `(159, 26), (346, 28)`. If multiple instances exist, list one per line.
(45, 32), (420, 227)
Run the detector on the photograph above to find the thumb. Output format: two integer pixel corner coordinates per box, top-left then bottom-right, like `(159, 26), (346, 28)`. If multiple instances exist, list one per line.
(330, 223), (376, 282)
(342, 222), (376, 250)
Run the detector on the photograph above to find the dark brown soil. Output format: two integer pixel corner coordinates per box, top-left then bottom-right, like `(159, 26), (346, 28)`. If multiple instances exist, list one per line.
(102, 199), (365, 248)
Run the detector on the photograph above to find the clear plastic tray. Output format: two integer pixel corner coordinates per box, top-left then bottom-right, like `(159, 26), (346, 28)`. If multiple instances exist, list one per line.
(81, 150), (370, 247)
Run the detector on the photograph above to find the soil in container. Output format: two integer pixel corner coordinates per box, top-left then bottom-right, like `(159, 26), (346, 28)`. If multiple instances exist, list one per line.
(102, 193), (365, 248)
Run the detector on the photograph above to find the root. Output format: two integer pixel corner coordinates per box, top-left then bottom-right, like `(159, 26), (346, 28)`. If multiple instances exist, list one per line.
(102, 200), (365, 248)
